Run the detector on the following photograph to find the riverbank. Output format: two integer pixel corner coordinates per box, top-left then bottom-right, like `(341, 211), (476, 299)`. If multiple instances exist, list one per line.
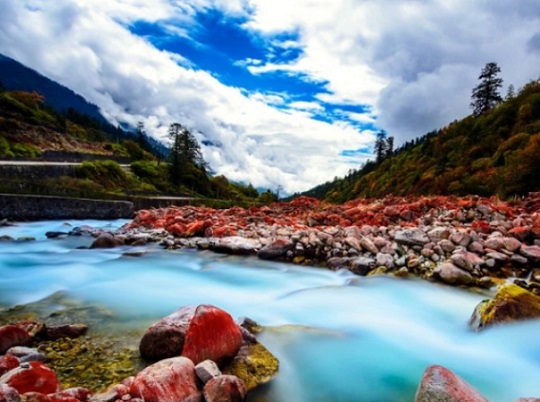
(113, 193), (540, 291)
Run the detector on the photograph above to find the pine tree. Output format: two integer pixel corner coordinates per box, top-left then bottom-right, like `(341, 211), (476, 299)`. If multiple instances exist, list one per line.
(470, 62), (503, 116)
(374, 130), (387, 164)
(168, 123), (207, 187)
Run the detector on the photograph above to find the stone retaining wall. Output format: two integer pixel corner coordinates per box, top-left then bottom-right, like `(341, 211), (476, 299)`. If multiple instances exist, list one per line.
(0, 194), (134, 220)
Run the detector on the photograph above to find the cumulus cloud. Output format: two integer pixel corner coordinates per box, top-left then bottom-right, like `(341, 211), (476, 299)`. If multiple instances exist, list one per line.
(1, 0), (539, 195)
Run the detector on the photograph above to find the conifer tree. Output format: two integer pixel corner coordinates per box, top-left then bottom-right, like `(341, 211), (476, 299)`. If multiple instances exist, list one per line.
(374, 130), (387, 164)
(168, 123), (207, 187)
(470, 62), (503, 116)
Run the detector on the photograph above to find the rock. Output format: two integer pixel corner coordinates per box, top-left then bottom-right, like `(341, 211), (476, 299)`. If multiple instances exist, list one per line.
(55, 387), (93, 402)
(0, 384), (20, 402)
(394, 229), (429, 247)
(376, 253), (395, 269)
(503, 237), (522, 252)
(139, 305), (243, 365)
(514, 399), (540, 402)
(203, 375), (247, 402)
(349, 257), (375, 276)
(130, 357), (201, 402)
(359, 237), (379, 254)
(434, 263), (474, 286)
(520, 245), (540, 263)
(89, 233), (117, 249)
(44, 324), (88, 340)
(509, 226), (531, 241)
(469, 283), (540, 330)
(223, 341), (279, 391)
(211, 237), (260, 255)
(258, 239), (294, 260)
(439, 239), (455, 254)
(195, 360), (221, 384)
(90, 383), (130, 402)
(415, 364), (489, 402)
(45, 232), (69, 239)
(6, 347), (45, 363)
(427, 227), (451, 242)
(0, 354), (19, 376)
(449, 231), (472, 247)
(0, 325), (32, 354)
(0, 361), (61, 395)
(450, 251), (484, 272)
(394, 267), (409, 277)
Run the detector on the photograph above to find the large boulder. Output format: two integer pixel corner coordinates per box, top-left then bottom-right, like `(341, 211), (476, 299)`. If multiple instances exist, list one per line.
(130, 357), (201, 402)
(0, 361), (61, 395)
(469, 283), (540, 330)
(415, 365), (489, 402)
(139, 305), (243, 365)
(0, 325), (32, 354)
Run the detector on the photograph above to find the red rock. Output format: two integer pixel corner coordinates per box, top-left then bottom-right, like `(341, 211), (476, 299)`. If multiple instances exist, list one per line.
(509, 226), (532, 241)
(415, 365), (488, 402)
(13, 321), (44, 338)
(471, 220), (490, 234)
(203, 375), (247, 402)
(130, 357), (201, 402)
(140, 305), (243, 366)
(167, 223), (186, 236)
(52, 387), (93, 401)
(0, 354), (20, 376)
(181, 305), (243, 366)
(0, 384), (20, 402)
(211, 226), (238, 238)
(0, 325), (32, 354)
(0, 362), (61, 395)
(185, 220), (212, 236)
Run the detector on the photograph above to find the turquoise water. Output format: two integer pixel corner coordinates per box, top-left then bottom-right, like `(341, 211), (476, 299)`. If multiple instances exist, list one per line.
(1, 220), (540, 401)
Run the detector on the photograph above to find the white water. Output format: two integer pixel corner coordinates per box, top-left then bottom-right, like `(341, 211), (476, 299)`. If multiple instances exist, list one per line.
(1, 220), (540, 401)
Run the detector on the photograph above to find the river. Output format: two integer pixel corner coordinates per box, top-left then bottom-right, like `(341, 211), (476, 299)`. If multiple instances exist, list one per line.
(1, 220), (540, 401)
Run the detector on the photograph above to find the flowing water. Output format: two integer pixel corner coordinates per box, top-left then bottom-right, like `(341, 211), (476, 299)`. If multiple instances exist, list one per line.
(1, 220), (540, 401)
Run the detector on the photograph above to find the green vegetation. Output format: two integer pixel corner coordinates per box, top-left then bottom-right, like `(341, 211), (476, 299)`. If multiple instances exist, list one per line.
(0, 88), (266, 205)
(299, 75), (540, 203)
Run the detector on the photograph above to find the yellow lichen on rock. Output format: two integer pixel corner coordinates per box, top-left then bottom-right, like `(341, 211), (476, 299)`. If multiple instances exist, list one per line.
(470, 283), (540, 331)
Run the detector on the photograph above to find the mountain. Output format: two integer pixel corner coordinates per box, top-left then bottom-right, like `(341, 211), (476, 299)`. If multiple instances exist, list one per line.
(0, 53), (105, 123)
(299, 78), (540, 202)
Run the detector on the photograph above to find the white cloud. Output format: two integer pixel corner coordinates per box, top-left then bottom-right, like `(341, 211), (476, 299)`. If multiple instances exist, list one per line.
(1, 0), (539, 195)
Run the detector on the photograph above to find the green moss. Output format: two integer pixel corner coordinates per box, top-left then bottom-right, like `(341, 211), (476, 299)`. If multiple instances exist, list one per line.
(469, 283), (540, 331)
(223, 342), (279, 391)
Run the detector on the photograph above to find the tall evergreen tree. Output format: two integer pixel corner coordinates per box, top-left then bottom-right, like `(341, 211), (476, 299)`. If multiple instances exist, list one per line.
(374, 130), (387, 164)
(168, 123), (207, 187)
(470, 62), (503, 116)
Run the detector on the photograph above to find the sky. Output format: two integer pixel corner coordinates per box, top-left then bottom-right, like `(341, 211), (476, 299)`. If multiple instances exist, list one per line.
(1, 1), (540, 195)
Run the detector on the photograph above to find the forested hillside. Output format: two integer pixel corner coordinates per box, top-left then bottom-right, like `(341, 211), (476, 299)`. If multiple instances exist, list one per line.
(302, 77), (540, 203)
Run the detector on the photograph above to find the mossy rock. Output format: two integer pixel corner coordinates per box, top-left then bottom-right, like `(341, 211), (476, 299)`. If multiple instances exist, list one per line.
(469, 283), (540, 331)
(223, 341), (279, 391)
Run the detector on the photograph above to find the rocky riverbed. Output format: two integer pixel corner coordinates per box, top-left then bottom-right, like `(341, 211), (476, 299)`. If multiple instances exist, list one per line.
(97, 193), (540, 292)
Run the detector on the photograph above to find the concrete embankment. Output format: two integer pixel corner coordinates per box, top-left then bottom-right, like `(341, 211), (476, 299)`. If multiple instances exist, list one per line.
(0, 194), (134, 220)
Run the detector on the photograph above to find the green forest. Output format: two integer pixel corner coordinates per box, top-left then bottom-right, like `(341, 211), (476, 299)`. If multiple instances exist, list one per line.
(299, 66), (540, 203)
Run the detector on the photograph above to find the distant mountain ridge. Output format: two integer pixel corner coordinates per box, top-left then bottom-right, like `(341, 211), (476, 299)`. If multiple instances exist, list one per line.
(0, 53), (105, 123)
